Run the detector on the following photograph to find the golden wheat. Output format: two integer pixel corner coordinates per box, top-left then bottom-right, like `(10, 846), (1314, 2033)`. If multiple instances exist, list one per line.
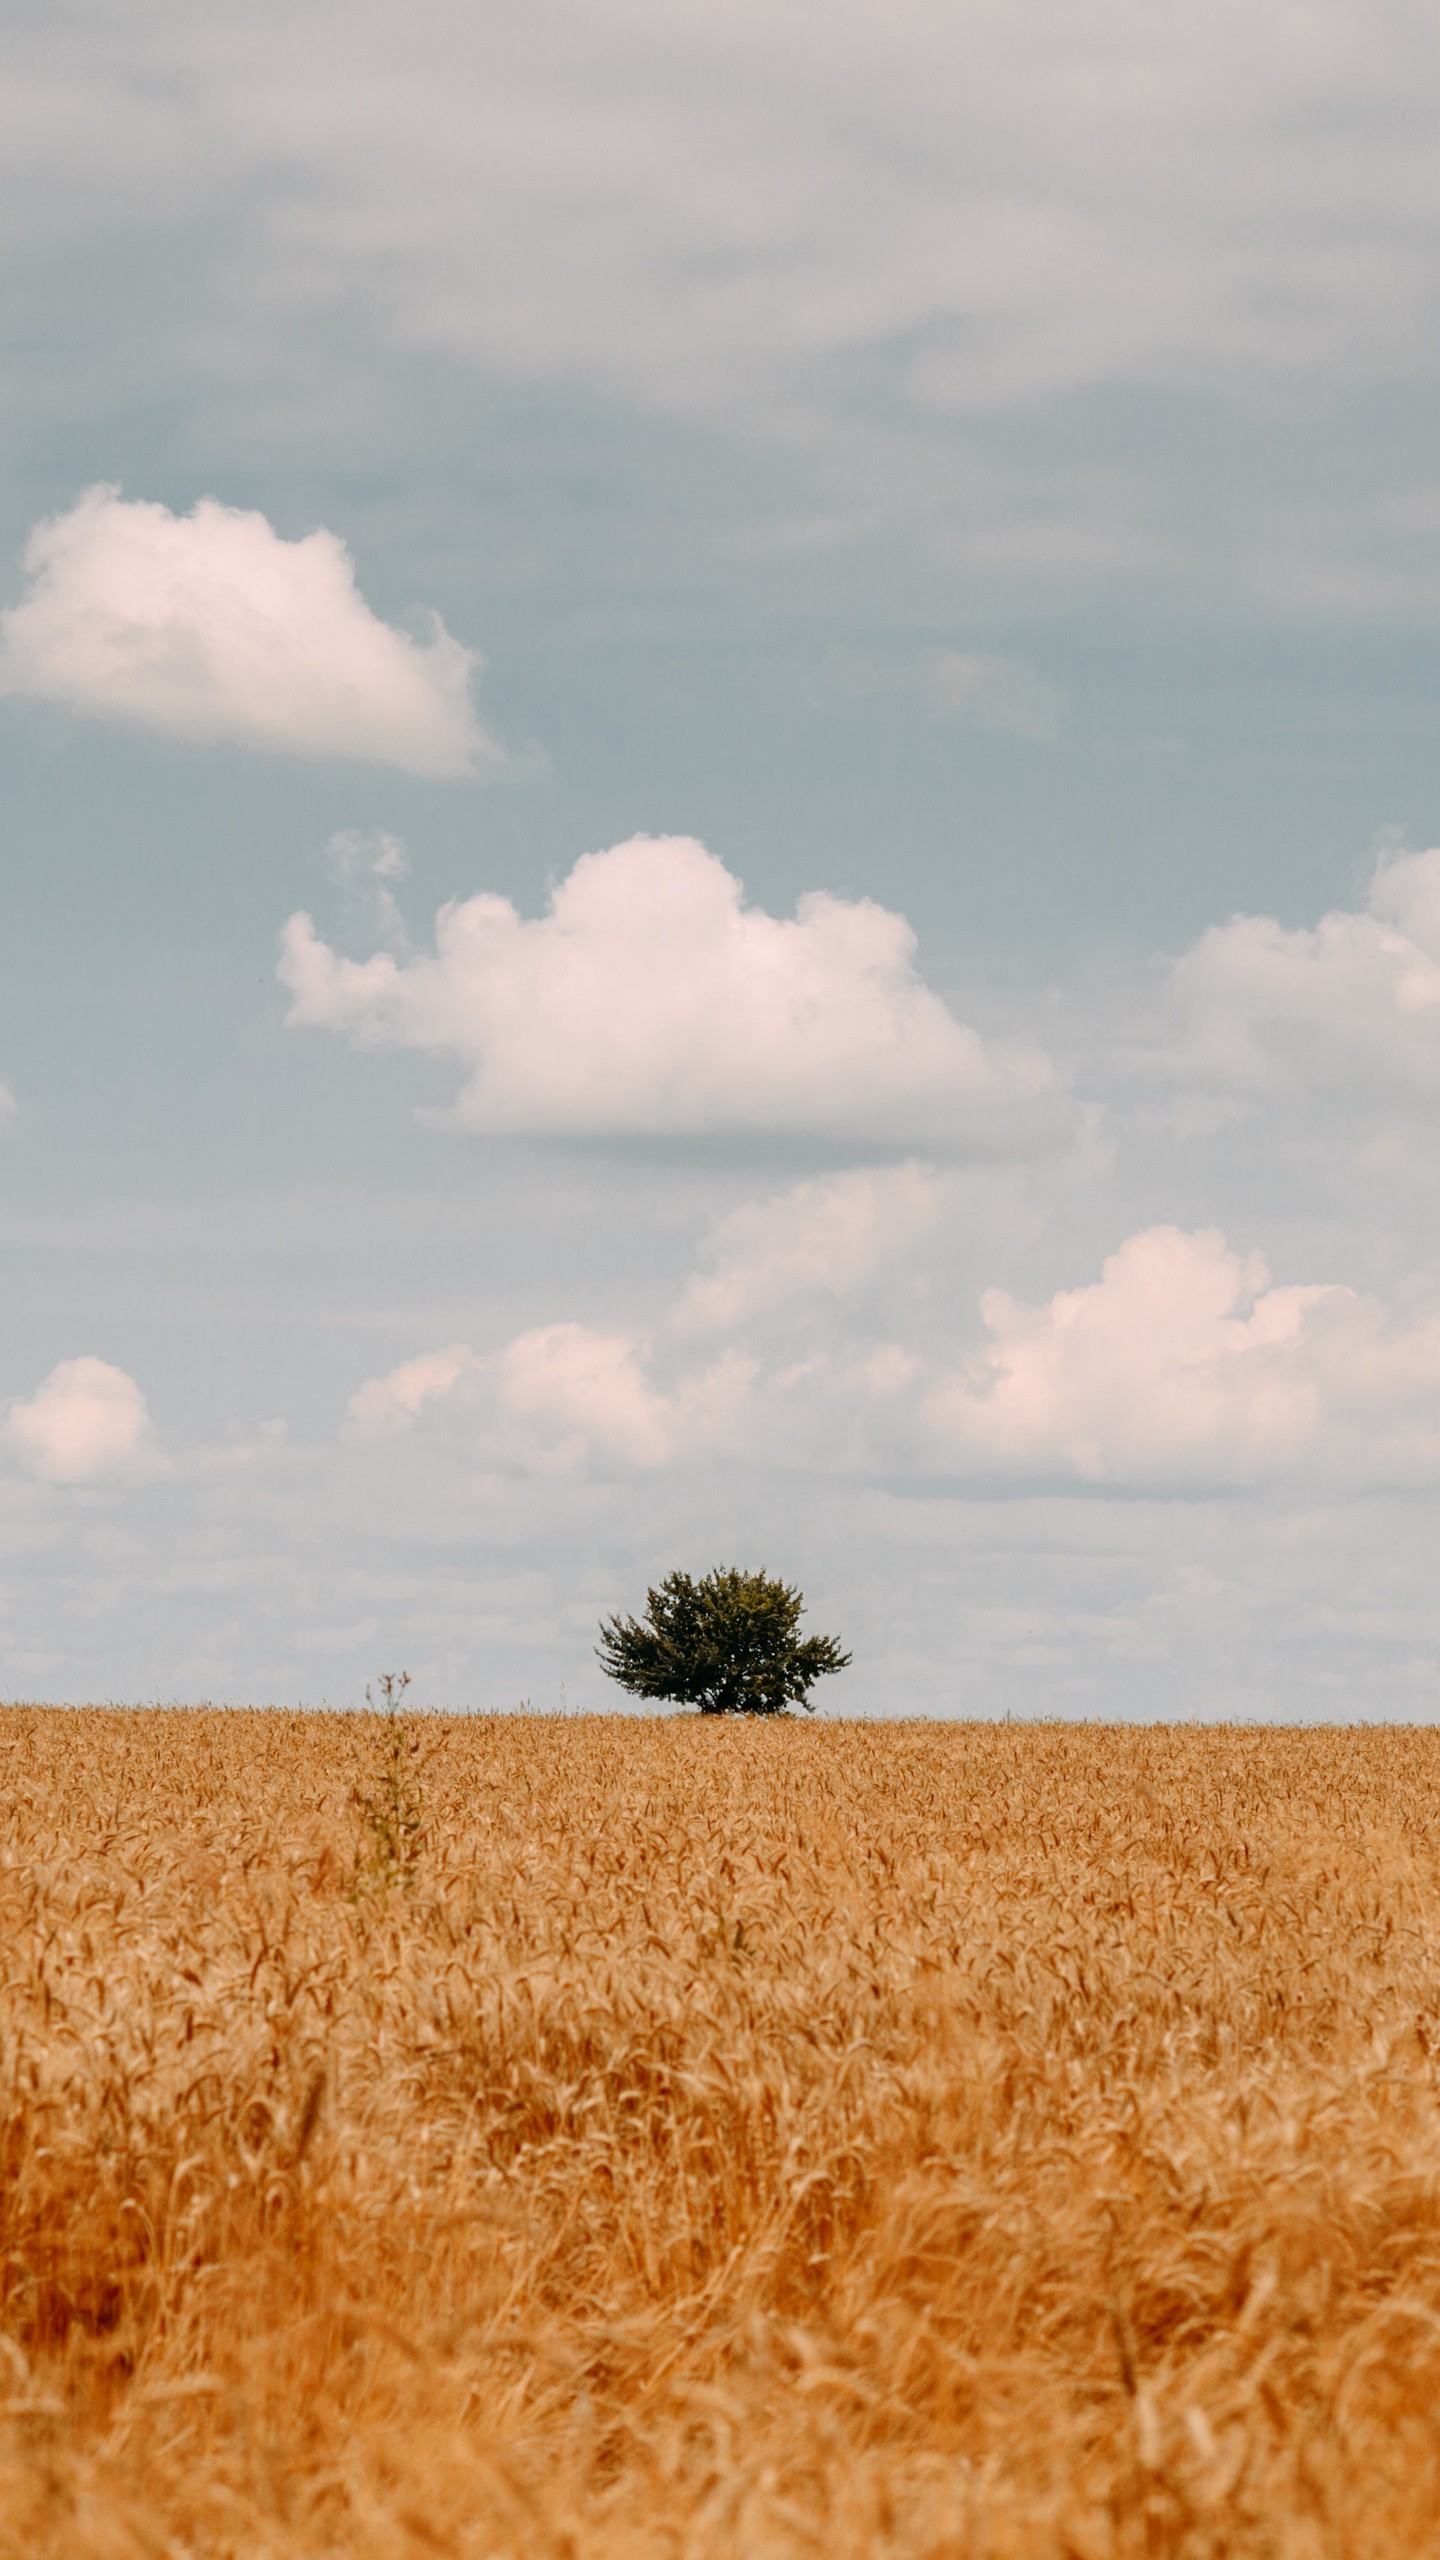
(0, 1707), (1437, 2556)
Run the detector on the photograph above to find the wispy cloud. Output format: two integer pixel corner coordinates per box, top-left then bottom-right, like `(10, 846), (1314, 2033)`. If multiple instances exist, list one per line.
(676, 1163), (941, 1333)
(923, 652), (1069, 742)
(821, 645), (1070, 741)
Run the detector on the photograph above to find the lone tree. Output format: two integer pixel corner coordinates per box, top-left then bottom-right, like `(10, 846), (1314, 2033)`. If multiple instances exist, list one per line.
(597, 1566), (851, 1716)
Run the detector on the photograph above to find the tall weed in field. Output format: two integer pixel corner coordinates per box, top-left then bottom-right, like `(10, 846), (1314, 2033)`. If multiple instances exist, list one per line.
(348, 1671), (425, 1898)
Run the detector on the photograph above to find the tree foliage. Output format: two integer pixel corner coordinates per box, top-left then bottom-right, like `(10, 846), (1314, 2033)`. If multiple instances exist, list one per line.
(596, 1566), (851, 1716)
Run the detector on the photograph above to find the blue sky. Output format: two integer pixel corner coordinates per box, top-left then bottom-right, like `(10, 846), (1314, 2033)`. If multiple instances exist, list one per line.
(5, 0), (1440, 1713)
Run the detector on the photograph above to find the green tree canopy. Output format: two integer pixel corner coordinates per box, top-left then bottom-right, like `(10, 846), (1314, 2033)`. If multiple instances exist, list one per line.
(596, 1566), (851, 1716)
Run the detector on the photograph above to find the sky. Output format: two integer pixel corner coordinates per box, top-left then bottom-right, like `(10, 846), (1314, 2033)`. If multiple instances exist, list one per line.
(5, 1), (1440, 1716)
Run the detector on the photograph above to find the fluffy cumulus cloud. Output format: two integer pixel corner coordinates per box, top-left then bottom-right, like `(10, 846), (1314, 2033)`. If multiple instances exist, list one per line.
(1165, 846), (1440, 1096)
(346, 1325), (752, 1473)
(931, 1230), (1367, 1486)
(0, 488), (499, 777)
(499, 1326), (752, 1470)
(280, 834), (1069, 1149)
(5, 1357), (158, 1484)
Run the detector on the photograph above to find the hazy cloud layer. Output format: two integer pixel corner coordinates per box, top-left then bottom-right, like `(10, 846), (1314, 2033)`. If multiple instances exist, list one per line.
(5, 9), (1440, 608)
(14, 1389), (1440, 1719)
(11, 1178), (1440, 1709)
(281, 834), (1070, 1149)
(11, 4), (1440, 422)
(0, 489), (498, 776)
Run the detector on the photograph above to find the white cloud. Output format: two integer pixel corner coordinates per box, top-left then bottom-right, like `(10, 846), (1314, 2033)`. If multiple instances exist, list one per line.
(0, 1084), (16, 1126)
(925, 653), (1068, 742)
(499, 1325), (752, 1469)
(934, 1229), (1345, 1484)
(280, 833), (1070, 1149)
(5, 1356), (159, 1484)
(346, 1324), (753, 1473)
(932, 1226), (1440, 1489)
(0, 487), (499, 777)
(1164, 846), (1440, 1097)
(499, 1327), (671, 1467)
(343, 1343), (478, 1433)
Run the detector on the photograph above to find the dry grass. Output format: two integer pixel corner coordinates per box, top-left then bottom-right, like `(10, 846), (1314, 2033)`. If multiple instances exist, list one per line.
(0, 1709), (1438, 2556)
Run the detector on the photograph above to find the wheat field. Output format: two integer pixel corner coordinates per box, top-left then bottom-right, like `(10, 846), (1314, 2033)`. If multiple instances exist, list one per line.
(1, 1708), (1438, 2557)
